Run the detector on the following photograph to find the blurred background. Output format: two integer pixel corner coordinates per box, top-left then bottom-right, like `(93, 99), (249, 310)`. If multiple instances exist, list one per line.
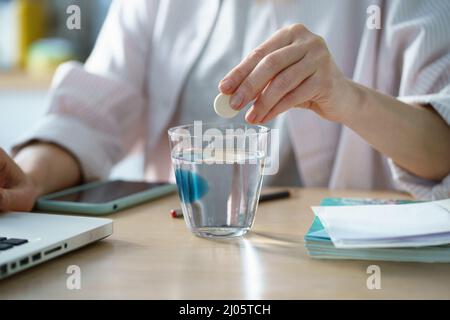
(0, 0), (143, 179)
(0, 0), (112, 71)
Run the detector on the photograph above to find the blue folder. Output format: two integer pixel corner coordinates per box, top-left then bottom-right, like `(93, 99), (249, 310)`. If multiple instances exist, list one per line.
(304, 198), (450, 263)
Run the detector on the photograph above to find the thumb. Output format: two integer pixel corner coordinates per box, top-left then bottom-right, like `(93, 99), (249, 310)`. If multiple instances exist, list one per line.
(0, 148), (24, 188)
(0, 188), (35, 212)
(0, 188), (11, 212)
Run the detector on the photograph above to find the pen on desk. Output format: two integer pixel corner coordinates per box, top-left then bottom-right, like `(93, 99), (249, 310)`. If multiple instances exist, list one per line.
(259, 190), (291, 203)
(170, 190), (291, 218)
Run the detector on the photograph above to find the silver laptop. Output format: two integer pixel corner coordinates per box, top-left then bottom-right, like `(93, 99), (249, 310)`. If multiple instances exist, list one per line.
(0, 212), (113, 279)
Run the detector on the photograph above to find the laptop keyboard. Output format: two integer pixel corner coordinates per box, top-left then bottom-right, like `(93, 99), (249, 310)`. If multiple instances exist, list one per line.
(0, 238), (28, 251)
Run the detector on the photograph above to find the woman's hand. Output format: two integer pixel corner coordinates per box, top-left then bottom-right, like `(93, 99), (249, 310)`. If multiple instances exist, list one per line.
(0, 148), (38, 212)
(0, 143), (82, 212)
(219, 24), (357, 124)
(219, 25), (450, 182)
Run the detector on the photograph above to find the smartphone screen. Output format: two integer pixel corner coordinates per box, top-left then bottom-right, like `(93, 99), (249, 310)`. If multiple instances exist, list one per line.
(49, 180), (169, 204)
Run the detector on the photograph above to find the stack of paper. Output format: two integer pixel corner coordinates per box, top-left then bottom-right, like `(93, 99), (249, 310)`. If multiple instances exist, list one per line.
(304, 198), (450, 263)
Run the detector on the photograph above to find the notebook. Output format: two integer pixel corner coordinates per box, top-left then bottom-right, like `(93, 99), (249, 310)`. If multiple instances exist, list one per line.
(312, 199), (450, 248)
(304, 198), (450, 263)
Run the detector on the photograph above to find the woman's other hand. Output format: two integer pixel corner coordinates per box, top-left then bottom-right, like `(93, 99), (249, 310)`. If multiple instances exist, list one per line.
(0, 148), (38, 212)
(0, 142), (82, 212)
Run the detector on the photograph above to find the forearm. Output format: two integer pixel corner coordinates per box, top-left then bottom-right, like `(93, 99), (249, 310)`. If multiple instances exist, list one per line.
(14, 142), (82, 198)
(343, 81), (450, 181)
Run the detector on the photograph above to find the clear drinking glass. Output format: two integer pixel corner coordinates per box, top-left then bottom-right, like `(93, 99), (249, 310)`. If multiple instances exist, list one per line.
(168, 122), (270, 238)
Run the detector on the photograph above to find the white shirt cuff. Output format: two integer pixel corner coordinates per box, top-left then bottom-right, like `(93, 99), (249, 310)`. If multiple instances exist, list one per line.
(388, 159), (450, 200)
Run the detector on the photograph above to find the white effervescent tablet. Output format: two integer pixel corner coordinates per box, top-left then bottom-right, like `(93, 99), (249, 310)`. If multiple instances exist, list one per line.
(214, 93), (240, 118)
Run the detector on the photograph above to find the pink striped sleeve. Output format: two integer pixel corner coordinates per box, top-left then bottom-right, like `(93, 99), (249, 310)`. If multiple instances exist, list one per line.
(13, 0), (159, 180)
(383, 0), (450, 199)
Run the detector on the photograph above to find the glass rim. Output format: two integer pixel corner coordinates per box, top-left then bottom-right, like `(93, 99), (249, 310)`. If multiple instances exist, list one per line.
(168, 122), (271, 138)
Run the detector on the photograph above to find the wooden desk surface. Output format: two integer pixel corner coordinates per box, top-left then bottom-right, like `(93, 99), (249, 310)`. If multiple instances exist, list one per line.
(0, 188), (449, 299)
